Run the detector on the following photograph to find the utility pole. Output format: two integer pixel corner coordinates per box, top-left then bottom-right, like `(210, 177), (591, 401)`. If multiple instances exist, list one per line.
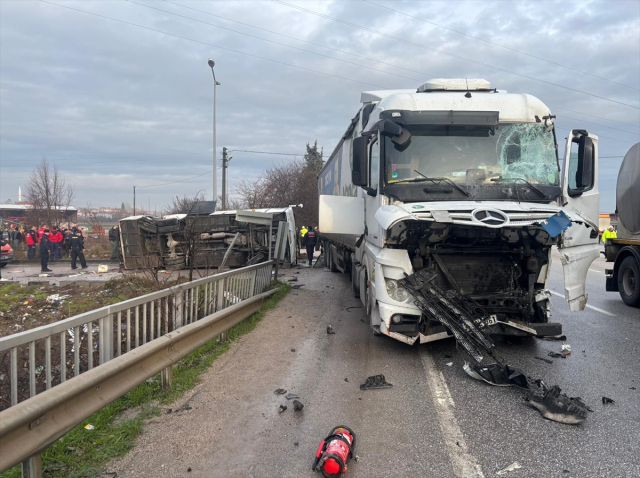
(222, 147), (231, 210)
(207, 58), (220, 211)
(133, 185), (136, 216)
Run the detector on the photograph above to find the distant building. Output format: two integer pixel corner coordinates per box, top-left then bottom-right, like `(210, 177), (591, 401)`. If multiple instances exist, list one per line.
(0, 203), (78, 224)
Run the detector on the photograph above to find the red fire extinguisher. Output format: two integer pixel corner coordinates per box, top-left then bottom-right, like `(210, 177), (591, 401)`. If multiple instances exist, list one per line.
(312, 426), (357, 477)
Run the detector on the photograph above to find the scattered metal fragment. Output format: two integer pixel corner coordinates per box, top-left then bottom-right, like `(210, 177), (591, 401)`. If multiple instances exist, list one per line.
(327, 325), (335, 335)
(293, 400), (304, 411)
(279, 405), (288, 413)
(602, 396), (615, 404)
(285, 393), (300, 401)
(496, 462), (523, 475)
(534, 356), (553, 364)
(360, 374), (392, 390)
(445, 362), (453, 367)
(274, 388), (287, 395)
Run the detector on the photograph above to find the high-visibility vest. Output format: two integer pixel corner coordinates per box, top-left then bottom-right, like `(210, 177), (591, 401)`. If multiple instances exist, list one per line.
(602, 230), (617, 242)
(301, 228), (308, 237)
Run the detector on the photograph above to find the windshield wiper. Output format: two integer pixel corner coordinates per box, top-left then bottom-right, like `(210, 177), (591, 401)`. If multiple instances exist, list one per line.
(490, 177), (546, 197)
(411, 170), (471, 197)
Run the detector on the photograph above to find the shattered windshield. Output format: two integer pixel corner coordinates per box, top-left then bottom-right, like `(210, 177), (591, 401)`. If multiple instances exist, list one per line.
(385, 123), (559, 186)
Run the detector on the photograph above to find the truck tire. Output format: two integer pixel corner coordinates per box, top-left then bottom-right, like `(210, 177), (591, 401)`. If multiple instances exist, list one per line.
(618, 256), (640, 308)
(351, 255), (359, 298)
(329, 246), (338, 273)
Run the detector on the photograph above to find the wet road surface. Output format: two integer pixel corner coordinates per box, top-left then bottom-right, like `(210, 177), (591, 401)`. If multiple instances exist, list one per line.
(111, 251), (640, 478)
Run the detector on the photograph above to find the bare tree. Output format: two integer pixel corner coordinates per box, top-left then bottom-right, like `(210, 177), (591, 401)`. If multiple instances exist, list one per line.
(25, 159), (75, 226)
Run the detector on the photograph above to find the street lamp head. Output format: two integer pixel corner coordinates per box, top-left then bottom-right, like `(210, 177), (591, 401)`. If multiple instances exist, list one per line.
(207, 58), (215, 68)
(215, 81), (221, 86)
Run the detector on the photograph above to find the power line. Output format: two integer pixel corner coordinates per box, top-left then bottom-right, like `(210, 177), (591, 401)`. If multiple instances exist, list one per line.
(127, 0), (421, 82)
(272, 0), (640, 110)
(135, 169), (212, 189)
(165, 0), (640, 130)
(38, 0), (389, 89)
(363, 0), (640, 91)
(229, 149), (329, 157)
(554, 115), (639, 136)
(554, 127), (636, 144)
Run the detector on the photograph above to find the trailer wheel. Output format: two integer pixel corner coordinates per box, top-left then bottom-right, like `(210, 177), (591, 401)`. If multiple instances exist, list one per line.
(329, 246), (339, 273)
(618, 256), (640, 308)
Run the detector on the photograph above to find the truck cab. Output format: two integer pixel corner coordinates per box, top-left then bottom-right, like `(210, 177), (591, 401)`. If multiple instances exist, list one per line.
(319, 79), (600, 344)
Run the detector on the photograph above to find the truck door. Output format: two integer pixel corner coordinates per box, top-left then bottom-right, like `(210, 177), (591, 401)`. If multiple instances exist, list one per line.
(558, 129), (600, 311)
(365, 137), (383, 246)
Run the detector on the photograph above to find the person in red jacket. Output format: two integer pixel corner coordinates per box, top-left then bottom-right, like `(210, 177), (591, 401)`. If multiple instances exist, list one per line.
(26, 227), (38, 259)
(49, 226), (63, 260)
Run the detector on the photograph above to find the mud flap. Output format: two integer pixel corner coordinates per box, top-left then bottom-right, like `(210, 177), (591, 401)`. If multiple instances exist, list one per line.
(559, 244), (599, 311)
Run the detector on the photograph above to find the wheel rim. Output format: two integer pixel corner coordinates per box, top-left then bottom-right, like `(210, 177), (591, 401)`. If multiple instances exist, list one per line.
(622, 266), (636, 297)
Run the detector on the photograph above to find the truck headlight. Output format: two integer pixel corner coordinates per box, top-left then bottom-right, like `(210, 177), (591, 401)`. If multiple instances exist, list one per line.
(385, 279), (411, 302)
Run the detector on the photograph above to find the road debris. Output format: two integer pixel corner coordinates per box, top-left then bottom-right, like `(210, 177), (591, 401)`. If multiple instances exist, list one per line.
(293, 400), (304, 411)
(279, 405), (288, 413)
(537, 335), (567, 341)
(84, 424), (95, 430)
(445, 362), (453, 367)
(274, 388), (287, 395)
(291, 348), (296, 353)
(401, 270), (591, 425)
(561, 344), (572, 356)
(312, 426), (356, 477)
(548, 352), (566, 359)
(327, 325), (335, 335)
(534, 356), (553, 364)
(285, 393), (300, 401)
(496, 462), (523, 475)
(360, 374), (392, 390)
(527, 382), (590, 424)
(602, 396), (615, 404)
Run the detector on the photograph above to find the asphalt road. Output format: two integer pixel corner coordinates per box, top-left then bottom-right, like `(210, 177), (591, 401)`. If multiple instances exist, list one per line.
(111, 251), (640, 478)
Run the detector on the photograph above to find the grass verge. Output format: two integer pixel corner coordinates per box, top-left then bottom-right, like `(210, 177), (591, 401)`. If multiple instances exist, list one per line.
(0, 283), (291, 478)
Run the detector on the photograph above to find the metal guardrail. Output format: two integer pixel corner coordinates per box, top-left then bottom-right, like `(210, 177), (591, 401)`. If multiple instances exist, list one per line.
(0, 287), (278, 473)
(0, 261), (274, 410)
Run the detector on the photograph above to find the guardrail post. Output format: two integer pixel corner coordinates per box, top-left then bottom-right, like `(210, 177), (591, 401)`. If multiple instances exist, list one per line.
(249, 269), (257, 296)
(21, 454), (42, 478)
(161, 365), (173, 390)
(175, 292), (183, 329)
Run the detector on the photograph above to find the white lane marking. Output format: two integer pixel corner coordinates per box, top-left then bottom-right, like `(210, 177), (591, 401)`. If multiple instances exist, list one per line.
(549, 290), (616, 317)
(419, 348), (484, 478)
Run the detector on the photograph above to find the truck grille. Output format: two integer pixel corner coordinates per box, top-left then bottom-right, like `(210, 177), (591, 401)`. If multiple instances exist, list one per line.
(412, 210), (556, 227)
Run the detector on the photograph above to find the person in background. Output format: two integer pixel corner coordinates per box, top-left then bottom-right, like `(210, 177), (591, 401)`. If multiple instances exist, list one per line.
(313, 226), (320, 251)
(70, 227), (88, 270)
(109, 224), (120, 261)
(9, 227), (16, 246)
(40, 229), (52, 272)
(37, 224), (47, 240)
(49, 226), (62, 260)
(26, 227), (37, 259)
(14, 228), (22, 249)
(602, 226), (617, 244)
(0, 235), (7, 281)
(304, 226), (317, 266)
(61, 227), (70, 257)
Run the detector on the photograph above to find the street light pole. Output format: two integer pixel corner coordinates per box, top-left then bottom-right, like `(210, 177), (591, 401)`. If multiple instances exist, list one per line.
(208, 58), (220, 211)
(133, 185), (136, 216)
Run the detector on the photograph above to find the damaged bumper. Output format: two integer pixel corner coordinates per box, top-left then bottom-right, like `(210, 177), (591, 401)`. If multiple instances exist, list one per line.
(559, 244), (600, 311)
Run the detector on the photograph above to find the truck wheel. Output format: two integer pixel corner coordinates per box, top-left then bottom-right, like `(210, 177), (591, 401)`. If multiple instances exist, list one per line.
(351, 257), (359, 298)
(618, 256), (640, 308)
(329, 247), (338, 273)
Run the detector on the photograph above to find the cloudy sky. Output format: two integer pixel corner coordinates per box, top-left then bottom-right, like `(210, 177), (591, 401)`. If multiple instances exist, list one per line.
(1, 0), (638, 212)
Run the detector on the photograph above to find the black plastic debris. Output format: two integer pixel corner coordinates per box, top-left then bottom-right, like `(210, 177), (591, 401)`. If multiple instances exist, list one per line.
(286, 393), (300, 400)
(166, 408), (172, 414)
(463, 363), (529, 389)
(537, 335), (568, 341)
(344, 378), (349, 382)
(187, 467), (192, 472)
(360, 374), (392, 390)
(291, 348), (296, 353)
(534, 356), (553, 364)
(527, 382), (590, 425)
(630, 387), (637, 390)
(291, 284), (304, 289)
(279, 405), (288, 413)
(274, 388), (287, 395)
(293, 400), (304, 411)
(548, 352), (566, 359)
(602, 396), (615, 404)
(327, 325), (335, 335)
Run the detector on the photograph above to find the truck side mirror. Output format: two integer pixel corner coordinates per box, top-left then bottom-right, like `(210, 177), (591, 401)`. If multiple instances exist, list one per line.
(576, 135), (594, 189)
(352, 136), (368, 187)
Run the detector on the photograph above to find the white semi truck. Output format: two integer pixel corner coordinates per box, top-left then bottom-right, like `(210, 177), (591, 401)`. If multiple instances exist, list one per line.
(319, 78), (600, 345)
